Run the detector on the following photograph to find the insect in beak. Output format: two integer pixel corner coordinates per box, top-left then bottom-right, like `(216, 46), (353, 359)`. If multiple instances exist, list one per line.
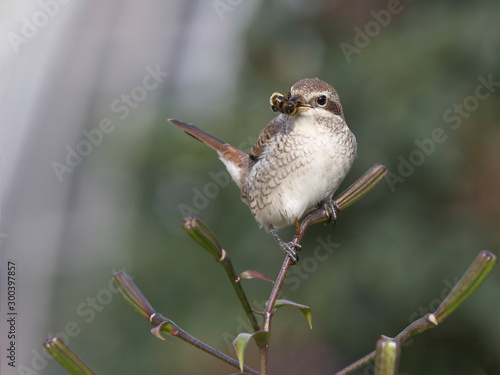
(270, 92), (308, 116)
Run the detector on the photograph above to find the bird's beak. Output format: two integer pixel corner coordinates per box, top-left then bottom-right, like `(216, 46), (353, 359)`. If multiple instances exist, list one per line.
(289, 95), (310, 111)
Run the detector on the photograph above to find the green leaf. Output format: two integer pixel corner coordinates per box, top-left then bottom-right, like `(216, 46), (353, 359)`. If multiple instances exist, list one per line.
(43, 336), (97, 375)
(233, 333), (252, 373)
(434, 250), (496, 323)
(251, 331), (271, 347)
(232, 331), (270, 372)
(182, 215), (223, 259)
(274, 299), (312, 329)
(113, 271), (156, 320)
(237, 270), (274, 284)
(374, 336), (400, 375)
(334, 163), (387, 211)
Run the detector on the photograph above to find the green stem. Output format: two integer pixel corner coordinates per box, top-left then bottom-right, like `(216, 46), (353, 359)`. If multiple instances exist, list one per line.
(374, 336), (401, 375)
(334, 248), (496, 375)
(334, 314), (437, 375)
(219, 250), (261, 332)
(183, 216), (261, 332)
(335, 163), (388, 211)
(295, 163), (388, 242)
(44, 336), (97, 375)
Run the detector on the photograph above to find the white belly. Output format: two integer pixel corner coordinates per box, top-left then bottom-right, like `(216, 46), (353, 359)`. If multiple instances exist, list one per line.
(245, 119), (355, 228)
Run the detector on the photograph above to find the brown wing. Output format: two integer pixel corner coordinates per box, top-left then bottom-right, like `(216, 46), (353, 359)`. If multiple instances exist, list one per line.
(250, 117), (283, 161)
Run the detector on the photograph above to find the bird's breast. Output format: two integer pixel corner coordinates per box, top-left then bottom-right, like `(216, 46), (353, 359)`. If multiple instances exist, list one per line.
(243, 118), (356, 228)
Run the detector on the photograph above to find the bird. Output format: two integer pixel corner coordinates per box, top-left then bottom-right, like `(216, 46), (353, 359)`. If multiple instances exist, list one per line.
(169, 78), (357, 263)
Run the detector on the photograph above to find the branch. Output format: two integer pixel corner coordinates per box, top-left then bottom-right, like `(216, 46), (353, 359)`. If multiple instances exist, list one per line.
(113, 271), (258, 375)
(182, 216), (261, 332)
(334, 314), (438, 375)
(334, 250), (496, 375)
(295, 163), (388, 243)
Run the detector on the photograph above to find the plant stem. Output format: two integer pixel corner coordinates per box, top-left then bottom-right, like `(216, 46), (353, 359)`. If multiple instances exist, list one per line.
(335, 351), (377, 375)
(151, 313), (259, 375)
(219, 250), (261, 332)
(259, 257), (294, 375)
(183, 216), (261, 332)
(295, 163), (388, 242)
(334, 314), (438, 375)
(334, 250), (496, 375)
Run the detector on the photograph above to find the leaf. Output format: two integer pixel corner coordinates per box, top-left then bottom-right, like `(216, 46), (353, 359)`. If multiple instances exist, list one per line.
(274, 299), (312, 329)
(237, 270), (274, 284)
(233, 331), (270, 372)
(374, 336), (400, 375)
(434, 250), (496, 323)
(151, 320), (176, 340)
(233, 333), (252, 372)
(182, 215), (223, 259)
(251, 331), (271, 347)
(43, 336), (97, 375)
(113, 271), (156, 320)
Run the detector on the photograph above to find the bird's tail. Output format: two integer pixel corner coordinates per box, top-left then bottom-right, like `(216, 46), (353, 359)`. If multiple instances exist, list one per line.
(168, 119), (249, 188)
(168, 119), (229, 154)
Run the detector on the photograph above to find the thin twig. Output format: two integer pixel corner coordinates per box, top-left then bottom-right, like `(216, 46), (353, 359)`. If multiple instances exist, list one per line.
(151, 313), (259, 375)
(295, 163), (388, 242)
(219, 251), (261, 332)
(335, 351), (376, 375)
(115, 271), (259, 375)
(334, 251), (497, 374)
(183, 217), (261, 332)
(333, 314), (438, 375)
(260, 257), (293, 375)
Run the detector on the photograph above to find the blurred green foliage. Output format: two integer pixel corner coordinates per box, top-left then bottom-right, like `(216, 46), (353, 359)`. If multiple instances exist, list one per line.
(48, 1), (499, 374)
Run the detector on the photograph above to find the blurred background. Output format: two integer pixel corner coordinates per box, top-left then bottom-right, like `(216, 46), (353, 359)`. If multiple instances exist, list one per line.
(1, 0), (499, 374)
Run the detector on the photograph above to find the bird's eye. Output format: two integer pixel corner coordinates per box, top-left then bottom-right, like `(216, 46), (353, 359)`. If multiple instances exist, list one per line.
(317, 95), (327, 106)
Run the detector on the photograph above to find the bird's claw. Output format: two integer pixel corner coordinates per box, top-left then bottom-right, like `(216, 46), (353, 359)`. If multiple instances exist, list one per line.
(324, 201), (339, 226)
(280, 241), (301, 264)
(269, 226), (301, 264)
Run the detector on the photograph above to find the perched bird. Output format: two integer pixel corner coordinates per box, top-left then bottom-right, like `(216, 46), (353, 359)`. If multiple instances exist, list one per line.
(169, 78), (356, 263)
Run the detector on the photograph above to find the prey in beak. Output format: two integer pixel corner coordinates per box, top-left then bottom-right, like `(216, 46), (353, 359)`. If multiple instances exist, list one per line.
(270, 91), (310, 116)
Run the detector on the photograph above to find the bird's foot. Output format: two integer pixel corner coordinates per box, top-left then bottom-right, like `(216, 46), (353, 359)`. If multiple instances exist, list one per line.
(269, 226), (301, 264)
(279, 241), (301, 264)
(323, 200), (340, 226)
